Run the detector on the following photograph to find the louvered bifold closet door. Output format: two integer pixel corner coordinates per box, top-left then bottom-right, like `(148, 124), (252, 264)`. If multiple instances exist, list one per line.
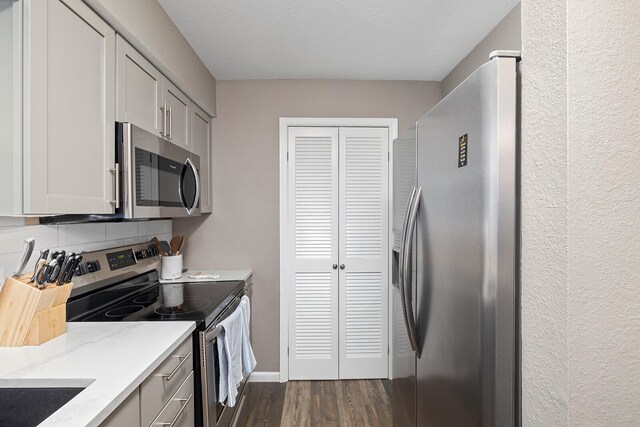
(288, 127), (340, 380)
(338, 127), (390, 379)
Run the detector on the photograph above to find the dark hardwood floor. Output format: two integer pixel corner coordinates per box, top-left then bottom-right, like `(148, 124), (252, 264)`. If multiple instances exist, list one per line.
(244, 380), (392, 427)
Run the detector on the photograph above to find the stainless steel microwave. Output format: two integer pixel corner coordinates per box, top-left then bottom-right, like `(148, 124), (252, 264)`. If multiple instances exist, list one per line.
(117, 122), (201, 219)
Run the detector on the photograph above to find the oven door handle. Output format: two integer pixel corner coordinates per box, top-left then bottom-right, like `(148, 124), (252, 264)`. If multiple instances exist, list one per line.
(205, 325), (223, 342)
(204, 292), (244, 342)
(160, 351), (192, 382)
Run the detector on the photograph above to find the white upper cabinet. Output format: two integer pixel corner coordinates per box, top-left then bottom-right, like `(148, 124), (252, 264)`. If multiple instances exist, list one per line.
(0, 0), (23, 216)
(116, 35), (163, 136)
(23, 0), (116, 214)
(162, 79), (190, 150)
(190, 103), (212, 213)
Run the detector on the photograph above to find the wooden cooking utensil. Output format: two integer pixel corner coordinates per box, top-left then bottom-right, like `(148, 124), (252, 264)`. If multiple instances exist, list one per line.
(175, 236), (185, 255)
(151, 237), (166, 256)
(169, 236), (182, 256)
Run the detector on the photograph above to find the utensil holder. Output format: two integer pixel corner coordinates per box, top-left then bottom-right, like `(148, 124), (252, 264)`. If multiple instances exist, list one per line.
(161, 255), (183, 280)
(0, 274), (72, 347)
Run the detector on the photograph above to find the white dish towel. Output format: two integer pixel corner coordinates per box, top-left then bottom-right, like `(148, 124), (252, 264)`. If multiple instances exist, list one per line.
(238, 296), (257, 374)
(217, 297), (257, 407)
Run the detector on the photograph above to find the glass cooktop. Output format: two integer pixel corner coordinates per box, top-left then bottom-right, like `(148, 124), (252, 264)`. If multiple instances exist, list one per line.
(67, 273), (244, 327)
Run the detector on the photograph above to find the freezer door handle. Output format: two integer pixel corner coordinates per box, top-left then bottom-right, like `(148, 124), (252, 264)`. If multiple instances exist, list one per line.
(402, 186), (422, 358)
(399, 186), (420, 356)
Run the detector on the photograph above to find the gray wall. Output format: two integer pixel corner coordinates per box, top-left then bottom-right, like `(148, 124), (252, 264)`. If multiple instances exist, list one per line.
(441, 4), (521, 97)
(174, 79), (441, 371)
(520, 0), (568, 424)
(567, 0), (640, 423)
(86, 0), (217, 116)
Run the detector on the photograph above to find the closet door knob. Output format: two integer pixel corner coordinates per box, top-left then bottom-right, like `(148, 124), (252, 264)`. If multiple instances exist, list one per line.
(340, 264), (345, 270)
(332, 264), (338, 270)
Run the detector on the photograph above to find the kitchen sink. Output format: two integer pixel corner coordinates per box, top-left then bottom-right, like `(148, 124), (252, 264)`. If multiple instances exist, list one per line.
(0, 387), (85, 427)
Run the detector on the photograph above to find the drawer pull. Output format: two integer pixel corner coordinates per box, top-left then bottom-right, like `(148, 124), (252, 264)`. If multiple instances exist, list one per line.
(160, 352), (192, 382)
(156, 394), (192, 427)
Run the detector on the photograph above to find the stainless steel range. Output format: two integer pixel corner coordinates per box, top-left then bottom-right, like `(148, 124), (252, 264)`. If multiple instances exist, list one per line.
(66, 242), (252, 427)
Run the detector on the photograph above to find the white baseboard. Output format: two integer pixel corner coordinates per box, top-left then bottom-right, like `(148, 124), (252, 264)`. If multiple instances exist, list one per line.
(248, 371), (280, 382)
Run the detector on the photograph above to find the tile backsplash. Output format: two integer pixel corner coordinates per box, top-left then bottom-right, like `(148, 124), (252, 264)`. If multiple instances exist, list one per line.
(0, 220), (172, 282)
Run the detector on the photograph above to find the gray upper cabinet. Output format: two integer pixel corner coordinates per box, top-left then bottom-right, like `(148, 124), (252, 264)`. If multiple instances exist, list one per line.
(116, 36), (190, 151)
(191, 103), (212, 213)
(116, 35), (163, 137)
(23, 0), (116, 215)
(162, 79), (190, 150)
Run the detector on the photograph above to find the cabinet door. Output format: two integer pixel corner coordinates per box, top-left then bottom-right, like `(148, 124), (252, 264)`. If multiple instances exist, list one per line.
(163, 78), (190, 150)
(116, 35), (163, 136)
(23, 0), (116, 214)
(101, 388), (140, 427)
(191, 103), (212, 213)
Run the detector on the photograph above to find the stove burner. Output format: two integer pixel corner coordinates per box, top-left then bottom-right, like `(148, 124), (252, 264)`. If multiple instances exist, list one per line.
(133, 293), (159, 304)
(105, 305), (145, 318)
(154, 297), (211, 316)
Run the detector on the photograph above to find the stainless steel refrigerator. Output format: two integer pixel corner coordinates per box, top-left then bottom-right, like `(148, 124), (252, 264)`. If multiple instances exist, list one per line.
(392, 53), (520, 426)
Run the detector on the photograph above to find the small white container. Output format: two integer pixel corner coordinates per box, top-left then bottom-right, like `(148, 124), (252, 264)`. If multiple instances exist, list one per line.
(160, 255), (183, 280)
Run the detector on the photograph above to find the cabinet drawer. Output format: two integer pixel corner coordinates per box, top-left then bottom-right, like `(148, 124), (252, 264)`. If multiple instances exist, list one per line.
(150, 371), (194, 427)
(141, 337), (193, 426)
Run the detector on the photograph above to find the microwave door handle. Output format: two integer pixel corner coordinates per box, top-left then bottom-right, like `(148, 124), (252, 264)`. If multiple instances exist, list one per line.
(399, 187), (416, 352)
(183, 158), (200, 215)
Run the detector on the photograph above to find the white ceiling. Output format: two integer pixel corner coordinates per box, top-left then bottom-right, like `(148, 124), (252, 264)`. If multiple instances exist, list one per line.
(158, 0), (519, 81)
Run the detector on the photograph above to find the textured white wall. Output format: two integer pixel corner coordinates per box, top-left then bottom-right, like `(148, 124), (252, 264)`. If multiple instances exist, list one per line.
(522, 0), (640, 425)
(520, 0), (568, 425)
(567, 0), (640, 424)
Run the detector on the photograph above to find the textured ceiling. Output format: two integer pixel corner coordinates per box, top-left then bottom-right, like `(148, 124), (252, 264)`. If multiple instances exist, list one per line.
(158, 0), (519, 81)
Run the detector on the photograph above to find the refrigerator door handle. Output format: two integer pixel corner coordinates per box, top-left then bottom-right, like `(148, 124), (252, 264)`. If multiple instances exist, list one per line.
(402, 186), (422, 358)
(399, 186), (418, 354)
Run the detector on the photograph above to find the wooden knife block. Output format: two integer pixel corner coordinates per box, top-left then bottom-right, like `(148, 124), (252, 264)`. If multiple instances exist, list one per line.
(0, 275), (72, 347)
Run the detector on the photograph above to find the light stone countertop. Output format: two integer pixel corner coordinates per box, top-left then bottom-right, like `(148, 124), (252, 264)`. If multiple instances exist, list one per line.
(0, 321), (196, 427)
(159, 269), (253, 283)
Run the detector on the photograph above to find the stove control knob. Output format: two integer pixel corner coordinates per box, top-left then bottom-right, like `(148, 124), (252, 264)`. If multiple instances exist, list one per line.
(76, 262), (88, 276)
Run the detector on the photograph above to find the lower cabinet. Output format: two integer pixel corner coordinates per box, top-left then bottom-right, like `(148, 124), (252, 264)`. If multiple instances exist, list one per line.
(101, 336), (194, 427)
(101, 386), (140, 427)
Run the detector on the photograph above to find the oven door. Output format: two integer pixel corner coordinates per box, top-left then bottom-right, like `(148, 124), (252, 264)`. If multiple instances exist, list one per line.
(120, 122), (200, 218)
(200, 293), (250, 427)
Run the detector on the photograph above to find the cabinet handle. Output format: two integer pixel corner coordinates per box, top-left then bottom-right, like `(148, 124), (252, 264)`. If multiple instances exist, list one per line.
(160, 351), (191, 382)
(332, 264), (338, 270)
(168, 106), (172, 140)
(160, 103), (167, 136)
(109, 163), (120, 209)
(340, 264), (345, 270)
(156, 394), (192, 427)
